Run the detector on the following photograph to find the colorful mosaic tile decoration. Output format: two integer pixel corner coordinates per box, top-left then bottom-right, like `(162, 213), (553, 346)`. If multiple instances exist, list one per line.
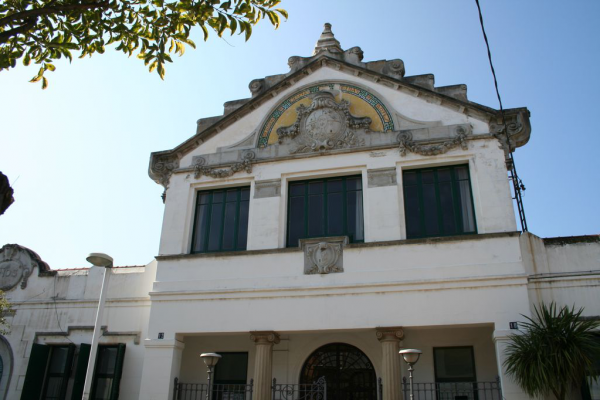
(257, 83), (394, 148)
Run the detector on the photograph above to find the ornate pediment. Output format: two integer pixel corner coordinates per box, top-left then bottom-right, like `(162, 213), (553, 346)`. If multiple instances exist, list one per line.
(276, 92), (371, 153)
(0, 244), (51, 291)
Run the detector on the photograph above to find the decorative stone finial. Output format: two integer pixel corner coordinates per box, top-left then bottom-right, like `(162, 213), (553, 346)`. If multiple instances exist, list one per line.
(313, 23), (343, 55)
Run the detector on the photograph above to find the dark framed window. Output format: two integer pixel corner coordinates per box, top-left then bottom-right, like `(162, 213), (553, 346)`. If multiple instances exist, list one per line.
(90, 344), (127, 400)
(287, 176), (364, 247)
(433, 347), (477, 383)
(214, 352), (248, 385)
(21, 344), (75, 400)
(191, 187), (250, 253)
(403, 165), (476, 239)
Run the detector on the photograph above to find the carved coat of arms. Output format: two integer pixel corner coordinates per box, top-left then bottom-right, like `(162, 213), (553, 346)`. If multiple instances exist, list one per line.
(277, 92), (371, 154)
(300, 236), (348, 275)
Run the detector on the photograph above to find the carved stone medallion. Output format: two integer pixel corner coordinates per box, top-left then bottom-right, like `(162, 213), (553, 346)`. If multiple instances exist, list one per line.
(0, 244), (50, 291)
(300, 236), (348, 275)
(277, 92), (370, 154)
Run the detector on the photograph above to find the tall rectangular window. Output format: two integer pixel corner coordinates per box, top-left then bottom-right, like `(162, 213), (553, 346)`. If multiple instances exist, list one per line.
(403, 165), (476, 239)
(287, 176), (364, 247)
(21, 344), (75, 400)
(191, 187), (250, 253)
(90, 344), (126, 400)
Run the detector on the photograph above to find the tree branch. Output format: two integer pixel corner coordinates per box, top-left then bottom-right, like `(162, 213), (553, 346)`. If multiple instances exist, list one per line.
(0, 1), (110, 27)
(0, 20), (36, 43)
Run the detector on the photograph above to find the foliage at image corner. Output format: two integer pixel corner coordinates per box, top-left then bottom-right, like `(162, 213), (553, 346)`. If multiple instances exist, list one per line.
(0, 0), (288, 89)
(504, 302), (600, 400)
(0, 290), (12, 336)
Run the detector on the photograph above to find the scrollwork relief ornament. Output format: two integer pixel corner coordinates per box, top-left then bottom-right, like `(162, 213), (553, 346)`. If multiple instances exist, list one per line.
(0, 244), (50, 291)
(277, 92), (370, 154)
(491, 116), (523, 151)
(397, 125), (470, 157)
(300, 237), (347, 275)
(193, 155), (254, 179)
(153, 155), (179, 189)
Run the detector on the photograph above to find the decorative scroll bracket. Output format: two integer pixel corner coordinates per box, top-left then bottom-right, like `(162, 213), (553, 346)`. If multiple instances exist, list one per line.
(193, 150), (255, 179)
(397, 125), (470, 157)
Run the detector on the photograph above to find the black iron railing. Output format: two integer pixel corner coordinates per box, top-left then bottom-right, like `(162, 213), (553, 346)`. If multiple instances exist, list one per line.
(173, 378), (254, 400)
(272, 377), (327, 400)
(401, 378), (502, 400)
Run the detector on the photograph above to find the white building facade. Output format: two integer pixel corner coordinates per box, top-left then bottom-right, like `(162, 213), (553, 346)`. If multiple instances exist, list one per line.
(1, 24), (598, 400)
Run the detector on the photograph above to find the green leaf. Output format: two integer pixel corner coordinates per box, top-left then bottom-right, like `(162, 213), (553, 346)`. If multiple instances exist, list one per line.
(201, 24), (209, 41)
(42, 77), (48, 89)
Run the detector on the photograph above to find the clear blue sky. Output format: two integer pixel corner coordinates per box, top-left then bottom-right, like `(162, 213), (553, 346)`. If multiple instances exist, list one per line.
(1, 1), (599, 269)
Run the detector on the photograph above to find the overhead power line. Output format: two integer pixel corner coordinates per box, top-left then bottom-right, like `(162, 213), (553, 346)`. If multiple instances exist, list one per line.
(474, 0), (528, 232)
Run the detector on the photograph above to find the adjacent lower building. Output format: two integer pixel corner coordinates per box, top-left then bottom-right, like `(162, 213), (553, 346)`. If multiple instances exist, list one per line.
(1, 24), (598, 400)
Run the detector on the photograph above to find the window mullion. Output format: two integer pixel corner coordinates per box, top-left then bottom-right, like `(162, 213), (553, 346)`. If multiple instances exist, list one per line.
(203, 193), (213, 252)
(218, 191), (227, 251)
(342, 178), (348, 240)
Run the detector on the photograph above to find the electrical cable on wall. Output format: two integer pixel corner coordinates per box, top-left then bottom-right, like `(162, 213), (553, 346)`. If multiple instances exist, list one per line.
(474, 0), (528, 232)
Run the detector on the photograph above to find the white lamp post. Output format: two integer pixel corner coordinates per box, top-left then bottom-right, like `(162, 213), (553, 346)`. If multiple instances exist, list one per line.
(82, 253), (113, 400)
(399, 349), (422, 400)
(200, 353), (221, 400)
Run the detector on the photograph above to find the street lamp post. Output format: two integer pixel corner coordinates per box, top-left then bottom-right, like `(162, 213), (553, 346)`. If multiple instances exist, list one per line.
(399, 349), (422, 400)
(200, 353), (221, 400)
(82, 253), (113, 400)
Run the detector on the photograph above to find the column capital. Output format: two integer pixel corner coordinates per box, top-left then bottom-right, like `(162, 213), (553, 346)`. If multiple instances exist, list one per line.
(376, 327), (404, 342)
(250, 331), (280, 345)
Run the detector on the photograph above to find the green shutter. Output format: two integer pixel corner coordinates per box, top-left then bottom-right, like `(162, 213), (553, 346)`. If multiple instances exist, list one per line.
(20, 343), (50, 400)
(109, 344), (126, 400)
(71, 343), (91, 400)
(58, 344), (76, 400)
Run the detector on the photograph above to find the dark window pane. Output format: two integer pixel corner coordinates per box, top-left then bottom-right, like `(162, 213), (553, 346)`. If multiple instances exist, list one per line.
(237, 201), (249, 250)
(207, 203), (223, 251)
(423, 183), (439, 235)
(288, 196), (305, 247)
(93, 378), (113, 400)
(290, 183), (305, 197)
(48, 347), (68, 373)
(222, 202), (237, 250)
(327, 179), (342, 192)
(198, 193), (210, 205)
(421, 170), (435, 184)
(403, 171), (417, 186)
(44, 377), (64, 398)
(403, 165), (476, 239)
(327, 192), (343, 235)
(404, 186), (421, 238)
(455, 166), (469, 180)
(214, 353), (248, 384)
(226, 189), (238, 202)
(434, 347), (476, 381)
(439, 181), (457, 234)
(437, 168), (451, 182)
(308, 194), (324, 236)
(346, 177), (362, 191)
(192, 204), (209, 252)
(212, 191), (224, 203)
(309, 181), (324, 194)
(240, 188), (250, 201)
(97, 348), (117, 374)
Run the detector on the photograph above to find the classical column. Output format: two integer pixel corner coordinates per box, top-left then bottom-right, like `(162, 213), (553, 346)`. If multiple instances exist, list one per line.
(376, 327), (404, 400)
(493, 330), (530, 400)
(250, 331), (280, 400)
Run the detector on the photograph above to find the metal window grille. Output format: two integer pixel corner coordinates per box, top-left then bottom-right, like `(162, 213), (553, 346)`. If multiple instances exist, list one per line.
(173, 378), (254, 400)
(272, 377), (327, 400)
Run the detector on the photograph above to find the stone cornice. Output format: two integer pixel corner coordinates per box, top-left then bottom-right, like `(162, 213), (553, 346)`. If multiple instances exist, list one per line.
(148, 54), (531, 186)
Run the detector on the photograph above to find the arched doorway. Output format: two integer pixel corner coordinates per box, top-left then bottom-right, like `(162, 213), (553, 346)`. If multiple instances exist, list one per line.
(300, 343), (377, 400)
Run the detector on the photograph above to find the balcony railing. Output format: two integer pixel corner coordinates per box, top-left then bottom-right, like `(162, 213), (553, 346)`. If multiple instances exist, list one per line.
(173, 378), (254, 400)
(401, 378), (502, 400)
(272, 377), (327, 400)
